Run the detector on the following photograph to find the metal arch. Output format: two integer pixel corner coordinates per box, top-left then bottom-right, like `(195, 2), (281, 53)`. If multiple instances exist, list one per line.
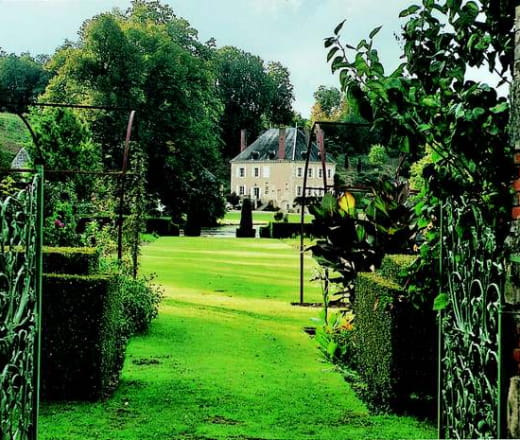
(297, 120), (371, 305)
(117, 110), (137, 262)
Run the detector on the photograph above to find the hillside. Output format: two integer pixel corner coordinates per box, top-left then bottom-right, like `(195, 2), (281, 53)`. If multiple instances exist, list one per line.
(0, 112), (31, 168)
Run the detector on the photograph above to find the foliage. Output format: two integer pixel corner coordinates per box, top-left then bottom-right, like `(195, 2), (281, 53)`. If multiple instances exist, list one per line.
(29, 107), (101, 174)
(353, 268), (436, 414)
(0, 52), (51, 111)
(314, 310), (357, 369)
(43, 180), (81, 246)
(367, 144), (388, 167)
(364, 177), (416, 255)
(310, 85), (385, 161)
(309, 193), (378, 295)
(42, 1), (225, 223)
(184, 204), (202, 237)
(214, 46), (294, 159)
(118, 273), (163, 336)
(408, 147), (433, 191)
(41, 274), (126, 400)
(324, 0), (513, 307)
(310, 85), (343, 121)
(42, 246), (100, 275)
(265, 61), (295, 125)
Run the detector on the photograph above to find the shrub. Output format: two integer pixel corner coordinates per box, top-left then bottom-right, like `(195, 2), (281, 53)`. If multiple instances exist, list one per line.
(271, 222), (312, 238)
(41, 274), (126, 401)
(145, 217), (179, 236)
(42, 246), (100, 275)
(368, 144), (389, 167)
(352, 256), (436, 415)
(353, 272), (402, 411)
(259, 224), (271, 238)
(118, 273), (163, 336)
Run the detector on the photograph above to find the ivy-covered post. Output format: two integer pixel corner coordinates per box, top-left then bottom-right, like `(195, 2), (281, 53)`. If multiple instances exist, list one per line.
(506, 4), (520, 437)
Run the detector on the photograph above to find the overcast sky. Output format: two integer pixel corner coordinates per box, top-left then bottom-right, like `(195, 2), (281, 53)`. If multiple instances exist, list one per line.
(0, 0), (418, 117)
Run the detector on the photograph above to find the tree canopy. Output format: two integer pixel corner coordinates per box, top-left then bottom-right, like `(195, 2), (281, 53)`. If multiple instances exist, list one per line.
(214, 46), (295, 160)
(0, 52), (51, 111)
(40, 1), (226, 222)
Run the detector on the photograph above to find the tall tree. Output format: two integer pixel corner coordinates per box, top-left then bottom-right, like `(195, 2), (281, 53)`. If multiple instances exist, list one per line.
(41, 1), (225, 222)
(265, 61), (295, 125)
(214, 46), (295, 159)
(0, 52), (51, 110)
(215, 46), (270, 159)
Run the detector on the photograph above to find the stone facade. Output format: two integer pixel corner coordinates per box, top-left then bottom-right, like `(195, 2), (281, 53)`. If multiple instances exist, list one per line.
(230, 127), (335, 210)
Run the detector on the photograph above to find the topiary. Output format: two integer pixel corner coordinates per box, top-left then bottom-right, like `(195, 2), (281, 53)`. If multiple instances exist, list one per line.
(236, 198), (255, 238)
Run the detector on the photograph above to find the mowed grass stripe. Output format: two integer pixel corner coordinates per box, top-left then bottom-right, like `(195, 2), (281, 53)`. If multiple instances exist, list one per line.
(38, 236), (435, 440)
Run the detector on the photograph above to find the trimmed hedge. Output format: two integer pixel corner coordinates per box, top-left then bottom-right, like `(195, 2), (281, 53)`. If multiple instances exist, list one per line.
(259, 225), (271, 238)
(260, 222), (314, 239)
(145, 217), (179, 236)
(353, 256), (435, 414)
(378, 254), (416, 283)
(41, 274), (126, 401)
(42, 246), (100, 275)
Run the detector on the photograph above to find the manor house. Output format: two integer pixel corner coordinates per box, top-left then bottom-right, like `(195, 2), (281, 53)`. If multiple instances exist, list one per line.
(230, 127), (335, 211)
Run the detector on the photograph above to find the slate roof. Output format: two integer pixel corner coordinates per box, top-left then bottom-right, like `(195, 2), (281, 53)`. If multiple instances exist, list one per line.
(231, 127), (332, 163)
(10, 147), (31, 169)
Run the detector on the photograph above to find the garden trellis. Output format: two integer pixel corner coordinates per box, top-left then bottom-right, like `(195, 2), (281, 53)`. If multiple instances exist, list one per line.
(0, 167), (43, 440)
(297, 120), (370, 305)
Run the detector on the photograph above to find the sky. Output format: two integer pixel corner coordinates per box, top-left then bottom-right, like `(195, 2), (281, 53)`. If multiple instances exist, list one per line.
(0, 0), (432, 117)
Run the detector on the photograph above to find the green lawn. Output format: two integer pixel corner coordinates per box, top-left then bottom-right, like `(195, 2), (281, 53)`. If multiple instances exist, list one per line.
(221, 210), (312, 225)
(39, 237), (435, 440)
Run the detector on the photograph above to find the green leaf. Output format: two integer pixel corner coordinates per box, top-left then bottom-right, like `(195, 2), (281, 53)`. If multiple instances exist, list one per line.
(356, 39), (368, 51)
(327, 341), (338, 357)
(324, 37), (336, 49)
(433, 293), (449, 311)
(327, 47), (339, 63)
(472, 107), (485, 119)
(399, 4), (421, 18)
(490, 102), (508, 114)
(369, 26), (382, 39)
(401, 136), (410, 153)
(421, 96), (438, 108)
(334, 20), (346, 36)
(431, 150), (443, 163)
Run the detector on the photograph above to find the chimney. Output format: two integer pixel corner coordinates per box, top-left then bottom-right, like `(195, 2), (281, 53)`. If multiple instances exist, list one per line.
(316, 125), (325, 160)
(278, 127), (286, 160)
(240, 129), (247, 152)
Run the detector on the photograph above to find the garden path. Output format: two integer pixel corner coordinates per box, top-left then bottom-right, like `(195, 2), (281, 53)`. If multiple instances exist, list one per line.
(39, 237), (435, 440)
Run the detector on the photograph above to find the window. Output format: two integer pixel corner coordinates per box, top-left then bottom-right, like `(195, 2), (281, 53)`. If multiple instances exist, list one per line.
(297, 167), (303, 177)
(308, 168), (313, 178)
(239, 167), (245, 177)
(297, 186), (302, 196)
(254, 167), (260, 177)
(263, 166), (270, 178)
(327, 168), (332, 178)
(253, 187), (260, 199)
(239, 185), (245, 195)
(318, 168), (323, 178)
